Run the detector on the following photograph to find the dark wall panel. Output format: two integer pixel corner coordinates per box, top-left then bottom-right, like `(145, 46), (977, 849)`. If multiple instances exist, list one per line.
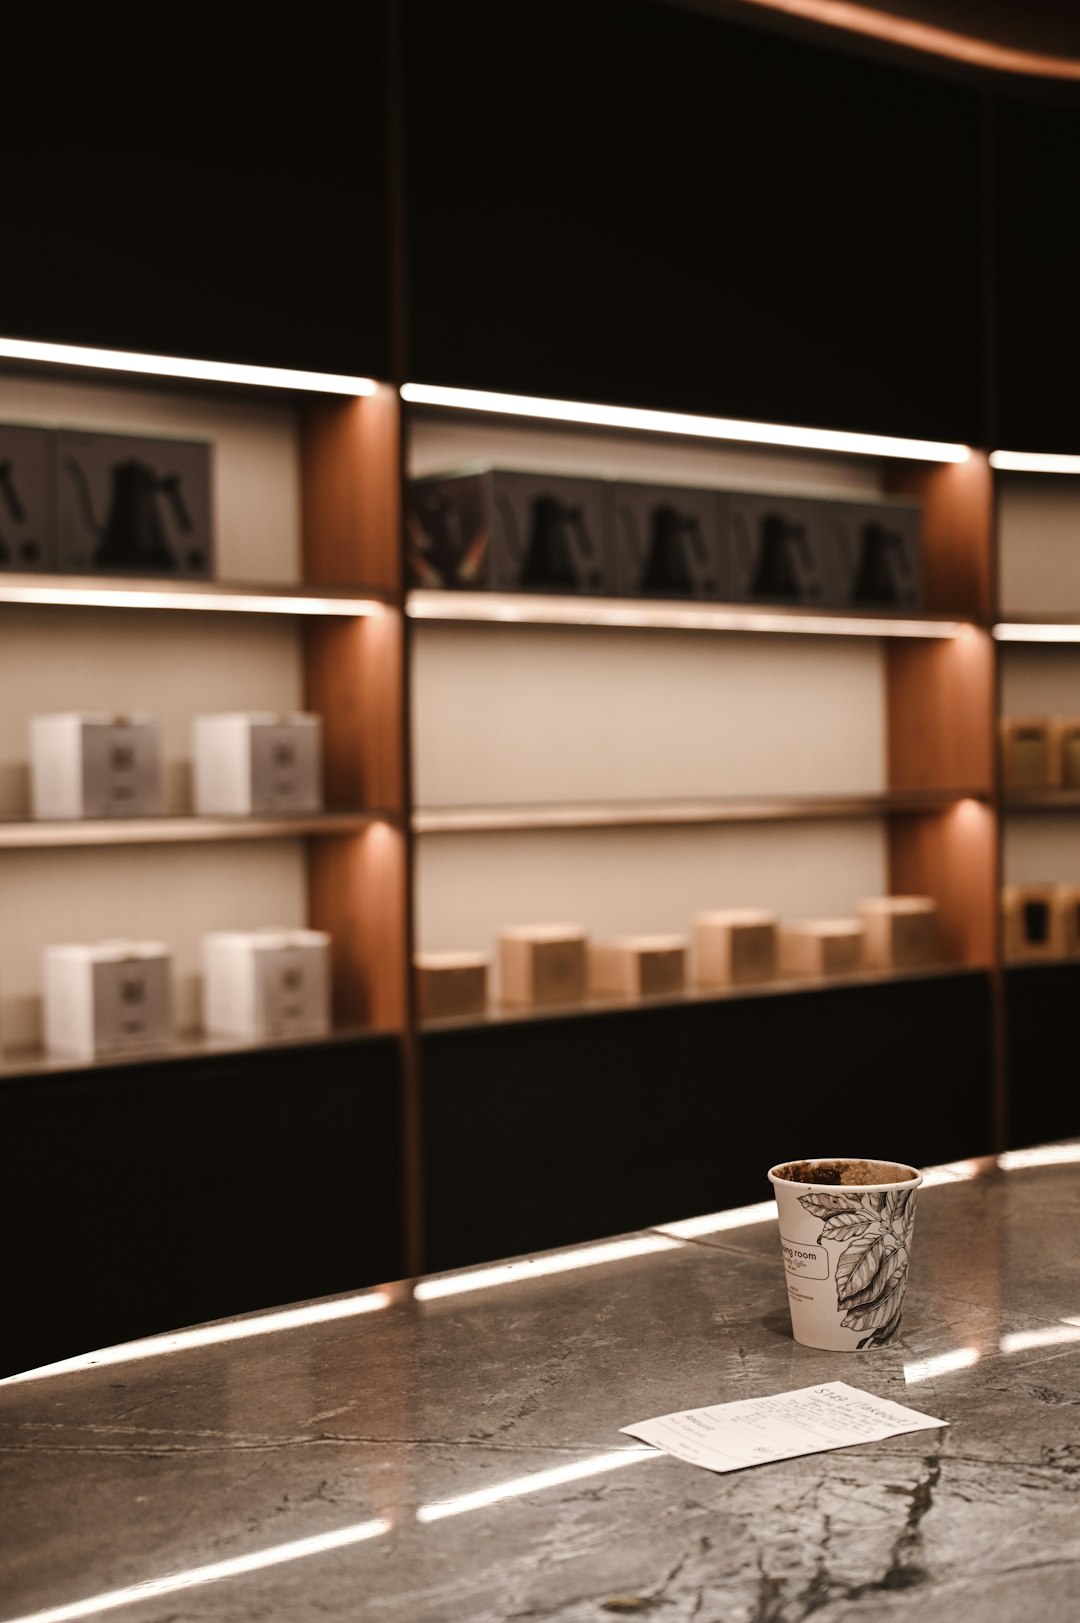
(421, 973), (993, 1272)
(1005, 965), (1080, 1147)
(1, 1036), (404, 1378)
(0, 3), (391, 378)
(993, 87), (1080, 452)
(404, 0), (985, 442)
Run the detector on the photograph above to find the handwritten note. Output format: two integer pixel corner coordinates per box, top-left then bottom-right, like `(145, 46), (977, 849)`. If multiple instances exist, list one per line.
(621, 1381), (946, 1474)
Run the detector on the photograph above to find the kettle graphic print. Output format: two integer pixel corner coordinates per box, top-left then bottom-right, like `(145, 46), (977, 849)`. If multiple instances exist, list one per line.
(733, 507), (820, 603)
(65, 456), (194, 572)
(499, 491), (603, 591)
(619, 498), (716, 596)
(844, 519), (913, 607)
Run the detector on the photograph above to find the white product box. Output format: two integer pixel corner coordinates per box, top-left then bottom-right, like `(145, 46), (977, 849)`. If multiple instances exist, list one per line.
(43, 940), (173, 1058)
(193, 714), (323, 816)
(202, 929), (331, 1040)
(588, 935), (687, 998)
(30, 713), (162, 819)
(414, 951), (489, 1019)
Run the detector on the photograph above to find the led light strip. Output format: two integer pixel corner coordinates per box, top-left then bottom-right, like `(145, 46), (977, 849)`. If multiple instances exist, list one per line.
(990, 451), (1080, 474)
(0, 335), (376, 395)
(735, 1), (1080, 81)
(0, 580), (384, 616)
(1, 1290), (392, 1385)
(993, 624), (1080, 644)
(1, 1520), (392, 1623)
(401, 383), (970, 464)
(407, 590), (962, 639)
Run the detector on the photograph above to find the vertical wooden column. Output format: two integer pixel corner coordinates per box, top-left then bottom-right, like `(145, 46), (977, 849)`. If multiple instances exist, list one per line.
(884, 452), (1005, 1144)
(297, 387), (423, 1269)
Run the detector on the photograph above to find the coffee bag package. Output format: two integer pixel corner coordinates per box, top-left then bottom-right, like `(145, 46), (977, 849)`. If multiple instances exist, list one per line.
(57, 430), (212, 578)
(0, 423), (56, 571)
(613, 483), (724, 599)
(726, 492), (828, 607)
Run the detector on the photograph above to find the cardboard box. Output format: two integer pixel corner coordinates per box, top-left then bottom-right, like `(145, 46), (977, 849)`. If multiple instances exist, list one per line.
(30, 713), (162, 818)
(415, 951), (489, 1019)
(1052, 884), (1080, 956)
(858, 896), (940, 970)
(1051, 718), (1080, 787)
(499, 924), (587, 1006)
(726, 492), (827, 607)
(588, 935), (686, 998)
(193, 714), (322, 815)
(44, 940), (173, 1057)
(0, 423), (56, 572)
(202, 929), (331, 1039)
(57, 429), (212, 577)
(1001, 886), (1065, 961)
(408, 469), (614, 594)
(694, 910), (777, 986)
(1001, 719), (1055, 789)
(826, 499), (922, 611)
(779, 920), (865, 978)
(612, 484), (723, 599)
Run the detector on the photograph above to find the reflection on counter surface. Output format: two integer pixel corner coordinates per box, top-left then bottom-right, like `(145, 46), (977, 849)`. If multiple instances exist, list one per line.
(1, 1145), (1078, 1622)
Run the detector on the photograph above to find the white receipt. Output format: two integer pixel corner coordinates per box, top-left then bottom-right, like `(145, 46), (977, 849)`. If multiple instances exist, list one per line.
(621, 1381), (946, 1474)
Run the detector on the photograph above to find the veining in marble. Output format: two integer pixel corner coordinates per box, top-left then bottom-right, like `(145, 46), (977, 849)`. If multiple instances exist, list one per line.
(1, 1147), (1078, 1622)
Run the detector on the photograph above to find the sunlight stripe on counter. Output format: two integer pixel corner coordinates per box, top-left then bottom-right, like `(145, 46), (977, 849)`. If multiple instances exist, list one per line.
(414, 1235), (682, 1301)
(417, 1449), (660, 1521)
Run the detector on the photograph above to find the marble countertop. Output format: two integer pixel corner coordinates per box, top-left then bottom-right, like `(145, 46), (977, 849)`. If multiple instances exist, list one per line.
(2, 1144), (1079, 1623)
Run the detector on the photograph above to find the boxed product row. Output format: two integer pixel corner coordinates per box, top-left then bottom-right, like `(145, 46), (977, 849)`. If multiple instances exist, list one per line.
(0, 423), (213, 577)
(1001, 718), (1080, 790)
(25, 929), (331, 1060)
(27, 712), (322, 818)
(415, 896), (940, 1018)
(407, 468), (922, 609)
(1002, 884), (1080, 961)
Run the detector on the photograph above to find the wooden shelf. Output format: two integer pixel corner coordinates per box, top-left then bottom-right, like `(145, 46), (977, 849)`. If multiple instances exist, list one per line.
(0, 574), (392, 617)
(1003, 789), (1080, 811)
(407, 589), (969, 639)
(0, 811), (395, 851)
(419, 961), (982, 1033)
(413, 789), (987, 836)
(0, 1023), (388, 1084)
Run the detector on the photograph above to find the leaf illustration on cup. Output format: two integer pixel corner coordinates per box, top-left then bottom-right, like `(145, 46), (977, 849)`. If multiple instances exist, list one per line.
(798, 1188), (916, 1349)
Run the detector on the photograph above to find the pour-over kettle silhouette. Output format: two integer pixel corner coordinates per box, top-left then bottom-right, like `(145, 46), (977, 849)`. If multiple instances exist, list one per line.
(734, 509), (819, 602)
(65, 457), (193, 572)
(506, 493), (603, 590)
(0, 459), (36, 566)
(845, 519), (913, 606)
(639, 502), (716, 596)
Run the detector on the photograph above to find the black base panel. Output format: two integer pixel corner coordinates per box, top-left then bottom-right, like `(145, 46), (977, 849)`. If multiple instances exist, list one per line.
(0, 1036), (404, 1378)
(1005, 964), (1080, 1148)
(421, 974), (993, 1273)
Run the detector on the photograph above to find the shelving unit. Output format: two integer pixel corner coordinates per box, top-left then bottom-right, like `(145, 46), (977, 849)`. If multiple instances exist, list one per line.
(13, 355), (1072, 1364)
(0, 359), (415, 1374)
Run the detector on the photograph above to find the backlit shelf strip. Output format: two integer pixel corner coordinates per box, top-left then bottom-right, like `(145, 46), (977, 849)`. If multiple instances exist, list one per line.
(401, 383), (970, 463)
(0, 1024), (382, 1081)
(413, 791), (982, 835)
(1003, 790), (1080, 812)
(990, 451), (1080, 474)
(407, 590), (964, 639)
(995, 621), (1080, 643)
(0, 574), (387, 616)
(0, 335), (376, 395)
(0, 811), (391, 850)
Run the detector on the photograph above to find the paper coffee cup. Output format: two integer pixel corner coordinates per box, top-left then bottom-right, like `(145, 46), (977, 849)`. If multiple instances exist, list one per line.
(767, 1157), (923, 1351)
